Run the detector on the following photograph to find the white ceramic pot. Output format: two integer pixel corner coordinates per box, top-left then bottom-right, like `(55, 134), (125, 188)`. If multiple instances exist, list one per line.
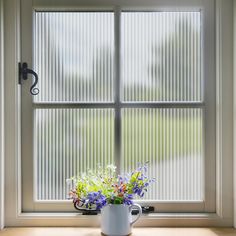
(101, 204), (142, 236)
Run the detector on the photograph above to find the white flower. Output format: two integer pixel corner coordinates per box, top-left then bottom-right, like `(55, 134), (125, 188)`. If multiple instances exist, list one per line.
(106, 164), (116, 172)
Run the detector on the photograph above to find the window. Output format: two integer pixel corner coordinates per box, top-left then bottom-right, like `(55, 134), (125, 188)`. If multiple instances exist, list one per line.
(21, 0), (215, 213)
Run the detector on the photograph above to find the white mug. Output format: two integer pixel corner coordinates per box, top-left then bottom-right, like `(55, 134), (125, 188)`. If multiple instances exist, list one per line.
(101, 204), (142, 236)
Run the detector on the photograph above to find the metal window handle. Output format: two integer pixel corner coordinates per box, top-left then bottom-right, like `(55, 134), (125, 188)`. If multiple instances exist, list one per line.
(19, 62), (39, 95)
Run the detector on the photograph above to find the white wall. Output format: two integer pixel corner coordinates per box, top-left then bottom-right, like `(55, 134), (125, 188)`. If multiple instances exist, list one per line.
(233, 0), (236, 228)
(0, 0), (4, 230)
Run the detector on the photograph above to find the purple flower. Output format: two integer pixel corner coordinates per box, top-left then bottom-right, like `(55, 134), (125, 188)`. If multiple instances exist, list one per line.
(81, 191), (107, 210)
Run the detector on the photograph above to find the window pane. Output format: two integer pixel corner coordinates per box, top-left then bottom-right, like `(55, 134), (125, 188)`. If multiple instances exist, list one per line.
(34, 12), (114, 102)
(121, 12), (201, 102)
(121, 108), (203, 200)
(34, 109), (114, 200)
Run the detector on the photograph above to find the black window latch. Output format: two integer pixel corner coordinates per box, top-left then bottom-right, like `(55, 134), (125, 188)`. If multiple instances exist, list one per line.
(18, 62), (39, 95)
(132, 206), (155, 215)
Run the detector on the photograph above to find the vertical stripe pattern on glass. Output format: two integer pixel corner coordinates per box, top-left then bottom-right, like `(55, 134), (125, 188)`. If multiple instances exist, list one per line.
(121, 12), (201, 102)
(34, 12), (114, 102)
(121, 108), (203, 200)
(33, 10), (204, 204)
(35, 109), (114, 200)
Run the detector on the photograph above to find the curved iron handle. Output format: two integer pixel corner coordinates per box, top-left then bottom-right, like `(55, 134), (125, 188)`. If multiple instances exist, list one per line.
(27, 68), (39, 95)
(19, 62), (39, 95)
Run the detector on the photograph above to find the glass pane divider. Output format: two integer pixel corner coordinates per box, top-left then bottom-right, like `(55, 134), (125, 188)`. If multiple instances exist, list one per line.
(32, 101), (205, 109)
(114, 7), (122, 174)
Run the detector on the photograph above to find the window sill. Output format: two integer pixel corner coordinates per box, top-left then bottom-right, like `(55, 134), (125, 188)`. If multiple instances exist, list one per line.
(1, 227), (236, 236)
(4, 212), (232, 227)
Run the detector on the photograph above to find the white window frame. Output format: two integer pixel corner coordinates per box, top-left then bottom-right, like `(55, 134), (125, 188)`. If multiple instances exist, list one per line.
(21, 0), (215, 212)
(21, 0), (215, 213)
(3, 0), (234, 227)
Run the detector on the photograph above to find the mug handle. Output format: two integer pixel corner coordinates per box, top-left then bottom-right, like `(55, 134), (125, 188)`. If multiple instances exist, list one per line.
(129, 203), (142, 225)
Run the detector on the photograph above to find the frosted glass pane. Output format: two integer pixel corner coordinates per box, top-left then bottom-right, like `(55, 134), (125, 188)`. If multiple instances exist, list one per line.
(121, 108), (203, 200)
(34, 12), (114, 102)
(121, 12), (201, 102)
(34, 109), (114, 200)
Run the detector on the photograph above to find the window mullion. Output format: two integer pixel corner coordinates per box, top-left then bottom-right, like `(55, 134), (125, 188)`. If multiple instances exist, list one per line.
(114, 7), (121, 174)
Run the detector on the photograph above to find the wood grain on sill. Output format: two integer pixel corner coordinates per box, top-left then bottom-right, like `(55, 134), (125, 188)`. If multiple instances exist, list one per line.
(0, 228), (236, 236)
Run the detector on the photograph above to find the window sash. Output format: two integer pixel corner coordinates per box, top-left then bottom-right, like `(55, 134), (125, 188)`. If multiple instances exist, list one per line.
(21, 0), (215, 213)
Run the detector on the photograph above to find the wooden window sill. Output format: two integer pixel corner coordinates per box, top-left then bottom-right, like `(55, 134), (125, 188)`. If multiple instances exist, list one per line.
(0, 228), (236, 236)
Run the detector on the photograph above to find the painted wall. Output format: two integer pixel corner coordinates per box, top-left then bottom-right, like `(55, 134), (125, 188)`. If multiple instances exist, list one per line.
(234, 0), (236, 229)
(0, 0), (4, 230)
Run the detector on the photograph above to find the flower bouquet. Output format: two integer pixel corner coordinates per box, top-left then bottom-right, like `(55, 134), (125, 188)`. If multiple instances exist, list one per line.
(68, 163), (154, 212)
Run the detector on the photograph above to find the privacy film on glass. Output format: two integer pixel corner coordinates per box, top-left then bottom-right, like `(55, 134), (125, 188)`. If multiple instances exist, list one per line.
(121, 12), (202, 102)
(121, 108), (203, 200)
(34, 109), (114, 200)
(34, 12), (114, 102)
